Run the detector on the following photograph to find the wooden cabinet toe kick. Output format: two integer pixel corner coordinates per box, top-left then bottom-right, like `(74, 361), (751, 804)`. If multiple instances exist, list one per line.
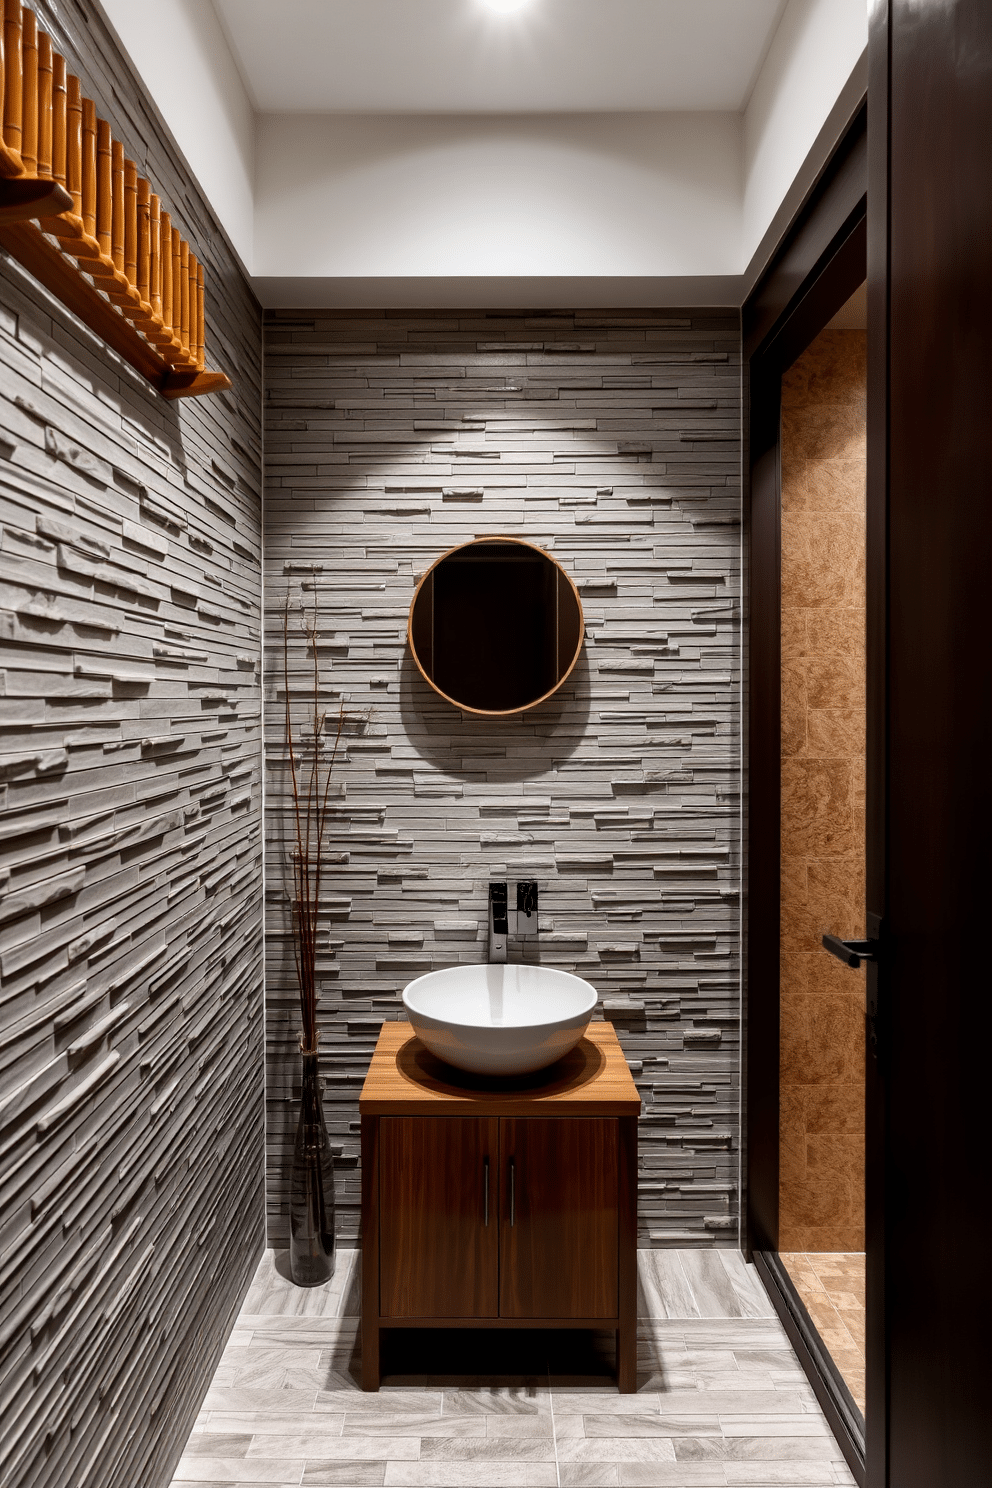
(359, 1021), (641, 1393)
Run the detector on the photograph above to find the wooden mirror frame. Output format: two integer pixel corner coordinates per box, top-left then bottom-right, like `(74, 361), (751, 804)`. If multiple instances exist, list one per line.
(407, 535), (585, 717)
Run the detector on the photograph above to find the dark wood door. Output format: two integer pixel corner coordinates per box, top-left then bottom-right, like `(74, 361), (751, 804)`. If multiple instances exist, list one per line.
(499, 1117), (618, 1319)
(378, 1116), (498, 1318)
(866, 3), (992, 1484)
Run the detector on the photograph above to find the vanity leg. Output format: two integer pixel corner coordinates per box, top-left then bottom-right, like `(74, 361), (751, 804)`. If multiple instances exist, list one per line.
(361, 1316), (380, 1392)
(361, 1116), (381, 1390)
(617, 1115), (638, 1392)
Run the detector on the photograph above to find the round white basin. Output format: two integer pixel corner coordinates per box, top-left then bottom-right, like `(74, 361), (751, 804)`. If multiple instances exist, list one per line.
(402, 963), (598, 1077)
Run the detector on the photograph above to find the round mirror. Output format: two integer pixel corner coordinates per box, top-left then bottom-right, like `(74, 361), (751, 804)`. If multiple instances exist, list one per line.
(408, 537), (584, 716)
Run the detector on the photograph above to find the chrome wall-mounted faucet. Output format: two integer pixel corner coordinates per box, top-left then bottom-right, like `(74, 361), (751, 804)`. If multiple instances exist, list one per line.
(488, 880), (539, 961)
(488, 882), (509, 963)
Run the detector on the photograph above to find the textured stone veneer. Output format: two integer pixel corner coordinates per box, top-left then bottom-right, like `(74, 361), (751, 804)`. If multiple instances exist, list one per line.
(779, 327), (867, 1252)
(263, 308), (742, 1247)
(0, 5), (264, 1487)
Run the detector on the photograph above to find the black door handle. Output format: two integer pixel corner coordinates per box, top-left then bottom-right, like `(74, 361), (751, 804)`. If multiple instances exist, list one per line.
(822, 934), (876, 968)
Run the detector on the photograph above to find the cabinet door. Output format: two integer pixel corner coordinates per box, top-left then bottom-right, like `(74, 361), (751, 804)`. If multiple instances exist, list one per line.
(500, 1117), (619, 1319)
(379, 1116), (499, 1318)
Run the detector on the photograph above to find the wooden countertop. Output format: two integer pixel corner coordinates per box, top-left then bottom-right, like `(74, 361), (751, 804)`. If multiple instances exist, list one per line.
(359, 1019), (642, 1117)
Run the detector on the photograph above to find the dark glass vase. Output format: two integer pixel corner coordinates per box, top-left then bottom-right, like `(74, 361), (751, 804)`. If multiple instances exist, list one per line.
(289, 1053), (335, 1286)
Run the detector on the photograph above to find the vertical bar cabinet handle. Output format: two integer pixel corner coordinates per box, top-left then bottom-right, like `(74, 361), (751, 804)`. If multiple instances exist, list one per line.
(509, 1157), (515, 1227)
(483, 1157), (489, 1226)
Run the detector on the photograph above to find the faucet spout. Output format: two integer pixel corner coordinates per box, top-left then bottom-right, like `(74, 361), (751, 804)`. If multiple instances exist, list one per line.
(488, 881), (508, 963)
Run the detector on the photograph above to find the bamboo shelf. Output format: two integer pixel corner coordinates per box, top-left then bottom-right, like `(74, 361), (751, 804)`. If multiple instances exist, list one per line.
(0, 0), (232, 400)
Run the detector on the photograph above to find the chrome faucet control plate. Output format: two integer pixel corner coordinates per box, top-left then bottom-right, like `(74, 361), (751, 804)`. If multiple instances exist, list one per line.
(515, 879), (538, 937)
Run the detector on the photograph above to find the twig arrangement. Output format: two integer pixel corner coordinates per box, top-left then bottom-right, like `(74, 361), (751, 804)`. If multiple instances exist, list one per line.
(283, 595), (349, 1056)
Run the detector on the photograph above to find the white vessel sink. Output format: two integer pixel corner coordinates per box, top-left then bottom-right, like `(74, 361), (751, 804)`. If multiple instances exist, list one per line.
(402, 964), (599, 1077)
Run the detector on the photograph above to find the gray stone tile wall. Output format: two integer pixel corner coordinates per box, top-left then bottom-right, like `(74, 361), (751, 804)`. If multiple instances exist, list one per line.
(263, 309), (741, 1249)
(0, 5), (264, 1487)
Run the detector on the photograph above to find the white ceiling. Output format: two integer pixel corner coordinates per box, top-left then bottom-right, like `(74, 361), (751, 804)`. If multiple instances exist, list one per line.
(211, 0), (789, 114)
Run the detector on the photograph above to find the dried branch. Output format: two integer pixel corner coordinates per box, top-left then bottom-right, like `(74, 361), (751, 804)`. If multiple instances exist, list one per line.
(283, 592), (363, 1055)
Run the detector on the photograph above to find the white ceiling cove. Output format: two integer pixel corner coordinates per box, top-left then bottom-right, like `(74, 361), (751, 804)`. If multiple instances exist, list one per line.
(210, 0), (789, 114)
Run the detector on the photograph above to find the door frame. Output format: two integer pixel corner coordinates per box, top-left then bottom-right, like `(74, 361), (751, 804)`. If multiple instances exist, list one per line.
(741, 99), (869, 1485)
(864, 3), (992, 1485)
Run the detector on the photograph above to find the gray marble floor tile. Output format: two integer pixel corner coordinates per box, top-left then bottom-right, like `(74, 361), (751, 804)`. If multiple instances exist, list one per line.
(316, 1392), (444, 1414)
(638, 1371), (697, 1394)
(551, 1393), (664, 1415)
(722, 1465), (842, 1485)
(248, 1321), (357, 1342)
(719, 1417), (831, 1438)
(715, 1254), (778, 1321)
(550, 1414), (586, 1439)
(658, 1389), (811, 1414)
(172, 1461), (304, 1484)
(231, 1367), (289, 1389)
(640, 1328), (787, 1356)
(634, 1418), (724, 1438)
(241, 1250), (361, 1320)
(581, 1415), (685, 1438)
(170, 1248), (859, 1488)
(680, 1250), (754, 1319)
(312, 1380), (379, 1403)
(224, 1347), (325, 1370)
(382, 1464), (559, 1486)
(249, 1436), (420, 1461)
(557, 1438), (679, 1464)
(485, 1415), (557, 1437)
(183, 1434), (253, 1456)
(731, 1350), (805, 1374)
(558, 1467), (621, 1488)
(637, 1253), (700, 1321)
(173, 1482), (298, 1488)
(301, 1464), (386, 1488)
(419, 1436), (557, 1461)
(674, 1437), (844, 1463)
(204, 1387), (319, 1414)
(440, 1388), (549, 1414)
(168, 1482), (243, 1488)
(284, 1367), (354, 1391)
(690, 1370), (781, 1391)
(678, 1349), (738, 1373)
(342, 1413), (484, 1438)
(203, 1416), (345, 1438)
(616, 1464), (726, 1486)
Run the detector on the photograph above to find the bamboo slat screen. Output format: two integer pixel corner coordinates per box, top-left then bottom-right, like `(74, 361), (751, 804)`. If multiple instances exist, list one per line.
(0, 0), (229, 395)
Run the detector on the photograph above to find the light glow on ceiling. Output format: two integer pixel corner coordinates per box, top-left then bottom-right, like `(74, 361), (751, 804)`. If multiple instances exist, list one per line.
(479, 0), (533, 15)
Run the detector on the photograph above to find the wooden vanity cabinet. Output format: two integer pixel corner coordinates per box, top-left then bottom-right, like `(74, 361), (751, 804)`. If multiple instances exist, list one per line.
(500, 1115), (619, 1320)
(360, 1022), (640, 1391)
(379, 1115), (499, 1319)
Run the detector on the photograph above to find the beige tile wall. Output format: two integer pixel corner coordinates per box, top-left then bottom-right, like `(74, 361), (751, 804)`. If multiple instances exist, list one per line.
(779, 328), (866, 1252)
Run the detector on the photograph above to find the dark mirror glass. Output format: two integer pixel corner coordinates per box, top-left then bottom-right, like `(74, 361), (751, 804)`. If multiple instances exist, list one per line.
(408, 538), (584, 714)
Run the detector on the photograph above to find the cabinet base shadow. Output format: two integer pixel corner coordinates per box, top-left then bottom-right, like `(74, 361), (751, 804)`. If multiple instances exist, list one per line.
(378, 1325), (619, 1385)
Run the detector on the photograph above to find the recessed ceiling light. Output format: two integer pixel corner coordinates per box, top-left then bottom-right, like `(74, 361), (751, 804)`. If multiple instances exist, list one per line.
(480, 0), (532, 15)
